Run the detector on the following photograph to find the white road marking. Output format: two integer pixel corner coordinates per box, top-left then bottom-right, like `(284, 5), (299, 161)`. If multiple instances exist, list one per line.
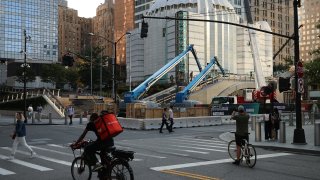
(30, 146), (73, 156)
(30, 138), (52, 141)
(170, 145), (226, 152)
(135, 153), (167, 159)
(0, 167), (15, 175)
(0, 154), (53, 171)
(168, 141), (227, 149)
(151, 153), (293, 171)
(47, 144), (67, 149)
(169, 137), (227, 146)
(1, 147), (72, 166)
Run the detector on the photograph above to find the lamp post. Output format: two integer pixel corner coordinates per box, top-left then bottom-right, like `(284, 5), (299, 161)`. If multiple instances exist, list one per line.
(22, 29), (30, 123)
(129, 33), (132, 91)
(90, 35), (93, 95)
(88, 32), (131, 103)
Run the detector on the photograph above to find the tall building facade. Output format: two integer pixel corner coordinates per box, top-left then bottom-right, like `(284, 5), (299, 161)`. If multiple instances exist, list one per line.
(92, 2), (114, 58)
(299, 0), (320, 62)
(134, 0), (154, 27)
(228, 0), (294, 65)
(0, 0), (59, 87)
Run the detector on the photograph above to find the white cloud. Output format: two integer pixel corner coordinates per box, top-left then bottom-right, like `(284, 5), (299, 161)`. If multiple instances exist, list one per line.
(67, 0), (105, 18)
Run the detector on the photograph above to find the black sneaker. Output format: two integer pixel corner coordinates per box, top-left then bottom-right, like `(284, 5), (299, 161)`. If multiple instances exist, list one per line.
(232, 160), (240, 165)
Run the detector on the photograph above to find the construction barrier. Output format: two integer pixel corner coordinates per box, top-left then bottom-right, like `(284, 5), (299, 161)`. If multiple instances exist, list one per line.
(203, 116), (222, 126)
(172, 118), (188, 128)
(118, 118), (144, 130)
(143, 119), (162, 130)
(186, 117), (205, 127)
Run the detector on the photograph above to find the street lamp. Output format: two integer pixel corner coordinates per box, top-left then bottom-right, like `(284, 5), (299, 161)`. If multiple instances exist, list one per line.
(22, 29), (31, 123)
(88, 32), (131, 103)
(90, 34), (93, 95)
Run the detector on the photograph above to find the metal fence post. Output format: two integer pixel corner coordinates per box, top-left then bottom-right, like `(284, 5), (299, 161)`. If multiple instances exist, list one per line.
(289, 112), (294, 126)
(315, 122), (320, 146)
(79, 113), (83, 124)
(251, 116), (256, 131)
(49, 113), (52, 124)
(255, 121), (261, 142)
(279, 121), (286, 143)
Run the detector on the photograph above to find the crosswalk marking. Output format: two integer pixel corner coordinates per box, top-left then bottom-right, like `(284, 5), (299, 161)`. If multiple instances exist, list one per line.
(151, 153), (293, 171)
(47, 144), (67, 148)
(0, 154), (53, 171)
(30, 146), (73, 156)
(168, 141), (227, 150)
(169, 137), (227, 146)
(0, 167), (15, 175)
(1, 147), (72, 166)
(170, 145), (226, 152)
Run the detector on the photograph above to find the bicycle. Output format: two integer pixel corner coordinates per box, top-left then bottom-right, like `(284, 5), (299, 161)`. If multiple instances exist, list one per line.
(70, 139), (135, 180)
(227, 132), (257, 168)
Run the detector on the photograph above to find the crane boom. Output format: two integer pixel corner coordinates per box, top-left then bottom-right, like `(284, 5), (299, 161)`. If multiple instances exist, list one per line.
(175, 57), (225, 103)
(124, 44), (200, 103)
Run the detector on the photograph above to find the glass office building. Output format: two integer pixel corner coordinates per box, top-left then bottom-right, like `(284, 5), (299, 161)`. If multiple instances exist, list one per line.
(0, 0), (59, 63)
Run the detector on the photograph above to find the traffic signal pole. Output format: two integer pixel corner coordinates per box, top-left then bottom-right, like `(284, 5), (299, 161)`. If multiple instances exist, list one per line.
(293, 0), (306, 144)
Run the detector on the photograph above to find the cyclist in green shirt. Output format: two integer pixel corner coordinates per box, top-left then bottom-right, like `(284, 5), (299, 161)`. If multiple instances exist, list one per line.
(231, 105), (250, 165)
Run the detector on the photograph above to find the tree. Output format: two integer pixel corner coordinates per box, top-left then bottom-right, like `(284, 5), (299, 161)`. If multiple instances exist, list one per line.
(40, 64), (66, 88)
(65, 68), (79, 90)
(304, 58), (320, 85)
(15, 65), (36, 83)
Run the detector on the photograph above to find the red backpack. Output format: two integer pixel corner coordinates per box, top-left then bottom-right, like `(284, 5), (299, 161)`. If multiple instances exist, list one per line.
(94, 113), (123, 141)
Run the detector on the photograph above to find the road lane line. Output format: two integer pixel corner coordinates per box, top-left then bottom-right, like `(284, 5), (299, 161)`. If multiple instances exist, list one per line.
(47, 144), (68, 148)
(0, 167), (15, 175)
(162, 169), (220, 180)
(31, 138), (52, 141)
(169, 138), (227, 146)
(172, 137), (227, 144)
(170, 145), (226, 152)
(0, 154), (53, 171)
(151, 152), (292, 171)
(1, 147), (72, 166)
(168, 141), (227, 149)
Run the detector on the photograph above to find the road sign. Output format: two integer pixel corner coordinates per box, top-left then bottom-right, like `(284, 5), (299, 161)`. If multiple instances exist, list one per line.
(297, 61), (303, 78)
(298, 78), (304, 93)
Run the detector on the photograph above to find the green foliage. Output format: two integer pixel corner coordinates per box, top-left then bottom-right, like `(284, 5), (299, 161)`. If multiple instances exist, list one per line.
(15, 65), (36, 83)
(40, 64), (66, 87)
(304, 58), (320, 85)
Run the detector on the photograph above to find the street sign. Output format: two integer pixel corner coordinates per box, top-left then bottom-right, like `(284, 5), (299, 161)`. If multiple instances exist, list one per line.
(297, 61), (303, 78)
(298, 78), (304, 93)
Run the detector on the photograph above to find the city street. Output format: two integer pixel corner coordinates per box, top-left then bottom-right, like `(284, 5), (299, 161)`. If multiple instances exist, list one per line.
(0, 124), (319, 180)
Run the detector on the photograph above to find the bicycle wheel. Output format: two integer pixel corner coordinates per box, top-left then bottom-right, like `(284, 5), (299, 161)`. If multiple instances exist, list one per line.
(71, 156), (92, 180)
(109, 159), (134, 180)
(245, 144), (257, 168)
(227, 140), (237, 161)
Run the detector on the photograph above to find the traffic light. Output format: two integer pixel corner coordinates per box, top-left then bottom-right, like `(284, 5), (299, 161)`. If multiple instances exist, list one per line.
(62, 54), (74, 67)
(278, 77), (291, 92)
(140, 20), (148, 38)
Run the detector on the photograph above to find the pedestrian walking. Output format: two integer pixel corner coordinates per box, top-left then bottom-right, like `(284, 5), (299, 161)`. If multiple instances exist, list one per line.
(8, 112), (36, 160)
(67, 105), (75, 125)
(168, 105), (174, 132)
(159, 108), (171, 133)
(264, 110), (272, 141)
(27, 104), (33, 122)
(36, 105), (43, 122)
(271, 108), (281, 141)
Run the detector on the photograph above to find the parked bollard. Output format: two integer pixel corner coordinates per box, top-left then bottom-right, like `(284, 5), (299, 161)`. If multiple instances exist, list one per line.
(65, 114), (68, 125)
(279, 121), (286, 143)
(37, 112), (41, 122)
(315, 122), (320, 146)
(79, 113), (83, 124)
(251, 116), (256, 131)
(289, 112), (294, 126)
(255, 121), (261, 142)
(311, 112), (315, 125)
(32, 113), (35, 124)
(49, 113), (52, 124)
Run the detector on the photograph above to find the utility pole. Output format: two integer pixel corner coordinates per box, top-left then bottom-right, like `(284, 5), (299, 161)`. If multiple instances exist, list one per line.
(293, 0), (306, 144)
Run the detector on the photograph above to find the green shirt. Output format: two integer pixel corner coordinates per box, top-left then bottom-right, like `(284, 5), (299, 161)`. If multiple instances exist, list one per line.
(232, 113), (249, 136)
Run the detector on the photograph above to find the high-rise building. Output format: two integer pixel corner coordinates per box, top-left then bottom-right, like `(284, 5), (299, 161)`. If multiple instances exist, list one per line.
(0, 0), (59, 87)
(134, 0), (154, 27)
(228, 0), (294, 65)
(92, 2), (114, 58)
(299, 0), (320, 62)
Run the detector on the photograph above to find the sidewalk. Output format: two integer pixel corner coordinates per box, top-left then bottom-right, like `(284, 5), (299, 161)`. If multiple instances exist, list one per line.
(219, 122), (320, 155)
(0, 115), (89, 126)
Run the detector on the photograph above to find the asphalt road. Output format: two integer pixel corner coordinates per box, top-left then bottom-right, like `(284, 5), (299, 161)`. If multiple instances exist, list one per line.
(0, 124), (319, 180)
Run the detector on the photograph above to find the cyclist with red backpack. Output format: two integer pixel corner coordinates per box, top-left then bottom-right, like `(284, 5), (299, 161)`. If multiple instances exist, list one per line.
(72, 113), (114, 172)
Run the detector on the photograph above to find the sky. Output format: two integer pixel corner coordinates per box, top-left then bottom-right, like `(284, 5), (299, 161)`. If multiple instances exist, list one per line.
(67, 0), (105, 18)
